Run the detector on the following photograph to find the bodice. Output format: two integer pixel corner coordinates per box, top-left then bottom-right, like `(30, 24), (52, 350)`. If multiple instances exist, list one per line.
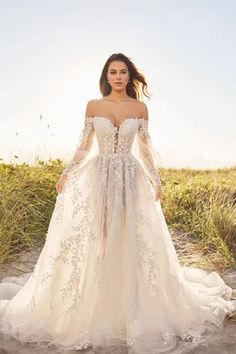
(62, 115), (161, 189)
(85, 116), (145, 154)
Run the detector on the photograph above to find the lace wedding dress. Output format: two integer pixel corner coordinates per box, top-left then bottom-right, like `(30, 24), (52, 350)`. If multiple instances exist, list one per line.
(0, 116), (235, 353)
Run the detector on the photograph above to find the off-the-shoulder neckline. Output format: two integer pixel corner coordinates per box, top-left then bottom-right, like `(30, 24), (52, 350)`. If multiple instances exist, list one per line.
(85, 116), (147, 130)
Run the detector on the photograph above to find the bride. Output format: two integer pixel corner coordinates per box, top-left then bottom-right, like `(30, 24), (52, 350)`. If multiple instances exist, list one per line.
(0, 52), (235, 354)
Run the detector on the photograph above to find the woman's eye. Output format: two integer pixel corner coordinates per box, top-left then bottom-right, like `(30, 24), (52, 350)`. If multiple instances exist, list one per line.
(110, 71), (127, 74)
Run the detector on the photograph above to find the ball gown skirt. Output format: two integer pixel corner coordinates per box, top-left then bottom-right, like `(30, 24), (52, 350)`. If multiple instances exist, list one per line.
(0, 116), (235, 354)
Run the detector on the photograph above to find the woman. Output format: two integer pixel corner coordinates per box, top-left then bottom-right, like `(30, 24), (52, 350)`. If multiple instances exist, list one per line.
(0, 53), (235, 354)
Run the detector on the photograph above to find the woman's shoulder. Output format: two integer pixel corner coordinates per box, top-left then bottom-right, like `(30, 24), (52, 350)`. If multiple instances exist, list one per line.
(85, 97), (148, 119)
(139, 102), (148, 120)
(86, 97), (145, 104)
(85, 98), (107, 114)
(85, 99), (100, 117)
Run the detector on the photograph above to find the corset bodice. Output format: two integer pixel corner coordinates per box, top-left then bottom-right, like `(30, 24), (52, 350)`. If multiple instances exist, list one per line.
(62, 115), (162, 190)
(85, 116), (145, 154)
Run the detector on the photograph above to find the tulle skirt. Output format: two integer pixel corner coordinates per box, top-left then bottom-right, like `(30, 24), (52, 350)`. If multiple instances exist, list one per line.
(0, 153), (235, 353)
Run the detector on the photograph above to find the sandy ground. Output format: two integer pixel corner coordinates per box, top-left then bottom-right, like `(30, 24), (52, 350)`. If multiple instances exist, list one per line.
(0, 232), (236, 354)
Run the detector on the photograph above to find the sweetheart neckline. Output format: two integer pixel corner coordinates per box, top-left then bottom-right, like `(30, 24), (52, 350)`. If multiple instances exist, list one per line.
(85, 116), (146, 130)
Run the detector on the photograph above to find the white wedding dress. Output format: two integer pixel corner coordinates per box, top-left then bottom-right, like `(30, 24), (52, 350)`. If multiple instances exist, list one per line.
(0, 116), (235, 354)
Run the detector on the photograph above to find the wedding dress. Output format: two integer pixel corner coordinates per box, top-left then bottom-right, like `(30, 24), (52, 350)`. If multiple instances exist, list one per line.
(0, 116), (235, 354)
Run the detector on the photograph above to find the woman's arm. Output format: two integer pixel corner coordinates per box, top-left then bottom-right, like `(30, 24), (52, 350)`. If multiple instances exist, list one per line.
(60, 100), (96, 177)
(136, 103), (162, 199)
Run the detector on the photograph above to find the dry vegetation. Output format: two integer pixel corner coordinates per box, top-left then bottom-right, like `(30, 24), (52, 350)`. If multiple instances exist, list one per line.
(160, 167), (236, 271)
(0, 161), (235, 271)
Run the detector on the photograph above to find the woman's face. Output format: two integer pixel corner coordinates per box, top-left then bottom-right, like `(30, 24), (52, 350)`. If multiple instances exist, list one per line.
(107, 60), (130, 91)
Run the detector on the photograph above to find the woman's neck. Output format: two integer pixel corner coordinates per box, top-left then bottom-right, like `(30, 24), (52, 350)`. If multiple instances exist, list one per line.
(103, 93), (132, 102)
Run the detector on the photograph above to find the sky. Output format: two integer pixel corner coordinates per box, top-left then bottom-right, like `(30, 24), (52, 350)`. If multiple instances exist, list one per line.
(0, 0), (235, 169)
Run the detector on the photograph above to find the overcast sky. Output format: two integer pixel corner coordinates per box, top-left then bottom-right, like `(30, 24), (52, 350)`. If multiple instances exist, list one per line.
(0, 0), (235, 169)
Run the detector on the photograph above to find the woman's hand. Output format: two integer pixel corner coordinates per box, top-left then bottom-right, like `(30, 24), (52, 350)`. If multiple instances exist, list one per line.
(154, 186), (162, 201)
(56, 174), (68, 194)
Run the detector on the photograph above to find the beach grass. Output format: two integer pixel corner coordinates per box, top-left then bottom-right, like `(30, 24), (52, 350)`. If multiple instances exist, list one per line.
(0, 161), (235, 270)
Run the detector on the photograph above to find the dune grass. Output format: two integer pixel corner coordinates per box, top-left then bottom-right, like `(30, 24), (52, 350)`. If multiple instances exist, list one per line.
(160, 167), (236, 269)
(0, 161), (235, 270)
(0, 160), (62, 263)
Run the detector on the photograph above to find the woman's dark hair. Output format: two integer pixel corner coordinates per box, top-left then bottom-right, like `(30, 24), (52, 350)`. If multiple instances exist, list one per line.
(99, 53), (151, 100)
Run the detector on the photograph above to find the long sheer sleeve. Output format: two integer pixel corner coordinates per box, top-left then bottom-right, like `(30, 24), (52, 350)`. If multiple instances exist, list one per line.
(61, 117), (95, 176)
(134, 118), (162, 189)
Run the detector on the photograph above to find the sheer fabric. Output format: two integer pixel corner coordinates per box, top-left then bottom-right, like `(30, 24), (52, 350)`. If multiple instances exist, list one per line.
(62, 116), (162, 189)
(61, 118), (98, 176)
(0, 116), (235, 354)
(133, 118), (162, 189)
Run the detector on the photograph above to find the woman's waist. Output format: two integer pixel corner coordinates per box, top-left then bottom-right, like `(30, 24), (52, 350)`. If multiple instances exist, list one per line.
(98, 151), (132, 157)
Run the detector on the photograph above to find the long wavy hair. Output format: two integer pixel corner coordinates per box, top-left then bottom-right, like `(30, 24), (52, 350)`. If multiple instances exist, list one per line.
(99, 53), (152, 101)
